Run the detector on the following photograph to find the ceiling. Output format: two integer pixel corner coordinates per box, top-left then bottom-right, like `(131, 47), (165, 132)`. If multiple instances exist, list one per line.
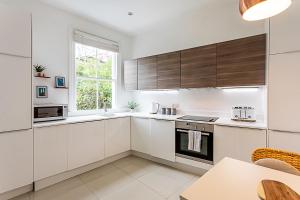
(39, 0), (234, 36)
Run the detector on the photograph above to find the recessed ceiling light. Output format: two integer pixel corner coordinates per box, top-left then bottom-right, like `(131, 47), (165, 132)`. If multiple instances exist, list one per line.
(128, 12), (134, 16)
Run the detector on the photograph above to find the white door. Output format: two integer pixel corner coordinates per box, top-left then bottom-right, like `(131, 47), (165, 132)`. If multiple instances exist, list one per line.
(0, 5), (31, 57)
(131, 117), (151, 154)
(0, 54), (31, 133)
(269, 52), (300, 133)
(268, 130), (300, 153)
(150, 119), (175, 162)
(214, 126), (267, 163)
(105, 117), (130, 158)
(34, 125), (68, 181)
(68, 121), (105, 170)
(0, 129), (33, 193)
(270, 0), (300, 54)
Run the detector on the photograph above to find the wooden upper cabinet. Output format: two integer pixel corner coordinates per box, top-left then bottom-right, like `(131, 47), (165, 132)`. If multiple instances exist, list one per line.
(181, 44), (217, 88)
(157, 52), (181, 89)
(217, 34), (266, 87)
(124, 59), (138, 90)
(138, 56), (157, 90)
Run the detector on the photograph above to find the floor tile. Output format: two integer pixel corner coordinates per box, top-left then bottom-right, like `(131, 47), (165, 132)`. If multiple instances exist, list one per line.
(119, 160), (160, 179)
(111, 156), (137, 168)
(154, 165), (197, 184)
(102, 180), (164, 200)
(167, 176), (200, 200)
(79, 163), (120, 183)
(10, 193), (33, 200)
(32, 177), (97, 200)
(84, 169), (135, 199)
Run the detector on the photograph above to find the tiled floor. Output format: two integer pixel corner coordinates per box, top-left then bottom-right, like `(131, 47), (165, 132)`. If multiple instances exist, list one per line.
(12, 156), (200, 200)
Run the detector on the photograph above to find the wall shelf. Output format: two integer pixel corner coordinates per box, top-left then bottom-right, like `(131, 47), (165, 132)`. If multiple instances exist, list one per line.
(34, 76), (51, 79)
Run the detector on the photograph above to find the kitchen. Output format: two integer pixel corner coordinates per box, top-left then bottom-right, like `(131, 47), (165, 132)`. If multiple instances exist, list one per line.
(0, 0), (299, 200)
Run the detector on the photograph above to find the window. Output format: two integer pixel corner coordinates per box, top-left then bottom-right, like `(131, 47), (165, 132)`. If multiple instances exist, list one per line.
(70, 30), (118, 113)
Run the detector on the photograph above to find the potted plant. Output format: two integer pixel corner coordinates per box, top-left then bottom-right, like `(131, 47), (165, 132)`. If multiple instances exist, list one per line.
(128, 101), (138, 112)
(33, 64), (46, 77)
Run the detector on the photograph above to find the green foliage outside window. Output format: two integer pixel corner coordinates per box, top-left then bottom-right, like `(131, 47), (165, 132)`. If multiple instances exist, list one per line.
(75, 51), (114, 111)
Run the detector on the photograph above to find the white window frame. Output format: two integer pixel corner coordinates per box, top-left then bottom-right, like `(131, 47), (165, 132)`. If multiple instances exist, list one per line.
(69, 32), (118, 116)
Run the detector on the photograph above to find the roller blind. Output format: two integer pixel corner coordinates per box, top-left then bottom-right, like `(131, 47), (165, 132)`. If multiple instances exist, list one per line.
(73, 30), (119, 53)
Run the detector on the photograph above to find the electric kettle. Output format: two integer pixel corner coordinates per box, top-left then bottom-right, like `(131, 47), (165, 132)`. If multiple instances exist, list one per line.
(151, 102), (160, 114)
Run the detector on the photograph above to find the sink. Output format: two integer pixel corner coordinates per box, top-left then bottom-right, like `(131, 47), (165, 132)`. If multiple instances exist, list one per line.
(98, 113), (117, 117)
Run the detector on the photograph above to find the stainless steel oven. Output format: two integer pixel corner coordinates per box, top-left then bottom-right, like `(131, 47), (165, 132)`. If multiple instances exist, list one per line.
(175, 121), (214, 164)
(34, 104), (68, 123)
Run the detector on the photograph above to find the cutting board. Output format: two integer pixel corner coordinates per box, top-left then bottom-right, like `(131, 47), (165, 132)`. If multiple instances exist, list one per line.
(257, 180), (300, 200)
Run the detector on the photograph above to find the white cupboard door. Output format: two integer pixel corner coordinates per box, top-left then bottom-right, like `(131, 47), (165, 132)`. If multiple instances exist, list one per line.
(34, 125), (68, 181)
(0, 55), (31, 133)
(270, 0), (300, 54)
(150, 119), (175, 162)
(214, 126), (266, 164)
(131, 117), (151, 154)
(105, 118), (130, 158)
(269, 53), (300, 132)
(0, 5), (31, 57)
(0, 130), (33, 193)
(268, 130), (300, 153)
(68, 121), (105, 170)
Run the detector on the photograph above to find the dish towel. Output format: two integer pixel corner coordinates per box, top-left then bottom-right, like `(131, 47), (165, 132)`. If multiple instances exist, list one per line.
(188, 130), (194, 151)
(193, 131), (202, 152)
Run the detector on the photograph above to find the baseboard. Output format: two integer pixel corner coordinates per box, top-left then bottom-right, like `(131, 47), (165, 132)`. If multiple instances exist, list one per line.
(0, 184), (33, 200)
(131, 151), (208, 176)
(34, 151), (131, 191)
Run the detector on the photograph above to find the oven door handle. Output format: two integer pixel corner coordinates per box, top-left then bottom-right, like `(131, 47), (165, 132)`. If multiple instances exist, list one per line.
(176, 129), (210, 136)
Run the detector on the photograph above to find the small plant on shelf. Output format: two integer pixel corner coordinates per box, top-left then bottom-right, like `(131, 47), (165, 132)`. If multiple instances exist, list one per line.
(128, 101), (138, 112)
(33, 64), (46, 77)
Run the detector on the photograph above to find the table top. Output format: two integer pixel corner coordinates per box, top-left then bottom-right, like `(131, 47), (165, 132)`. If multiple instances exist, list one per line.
(180, 157), (300, 200)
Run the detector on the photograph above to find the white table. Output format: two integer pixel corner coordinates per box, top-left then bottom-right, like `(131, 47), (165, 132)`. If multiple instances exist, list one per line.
(181, 157), (300, 200)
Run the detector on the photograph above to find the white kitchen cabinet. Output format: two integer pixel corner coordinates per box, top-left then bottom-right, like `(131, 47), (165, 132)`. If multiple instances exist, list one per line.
(150, 119), (175, 162)
(268, 130), (300, 153)
(131, 117), (151, 154)
(0, 54), (31, 133)
(34, 125), (68, 181)
(214, 125), (267, 164)
(68, 121), (105, 170)
(105, 117), (131, 158)
(0, 5), (31, 57)
(268, 52), (300, 133)
(0, 130), (33, 193)
(270, 0), (300, 54)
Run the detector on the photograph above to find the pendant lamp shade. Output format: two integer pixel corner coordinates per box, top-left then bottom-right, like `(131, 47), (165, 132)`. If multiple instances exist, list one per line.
(239, 0), (292, 21)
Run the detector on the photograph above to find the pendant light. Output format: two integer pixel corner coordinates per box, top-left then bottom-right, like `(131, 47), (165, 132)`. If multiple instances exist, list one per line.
(240, 0), (292, 21)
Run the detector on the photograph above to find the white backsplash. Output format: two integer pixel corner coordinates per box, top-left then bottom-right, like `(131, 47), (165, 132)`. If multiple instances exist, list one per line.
(132, 87), (267, 121)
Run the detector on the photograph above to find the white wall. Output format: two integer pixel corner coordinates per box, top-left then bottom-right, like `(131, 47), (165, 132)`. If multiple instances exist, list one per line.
(132, 1), (266, 58)
(130, 1), (267, 120)
(133, 87), (266, 120)
(1, 0), (133, 109)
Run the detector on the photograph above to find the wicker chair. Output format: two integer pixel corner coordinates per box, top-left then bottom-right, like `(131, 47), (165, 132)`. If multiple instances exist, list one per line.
(252, 148), (300, 172)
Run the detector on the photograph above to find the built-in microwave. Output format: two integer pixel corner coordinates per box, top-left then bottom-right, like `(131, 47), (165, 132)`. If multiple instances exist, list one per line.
(34, 104), (68, 123)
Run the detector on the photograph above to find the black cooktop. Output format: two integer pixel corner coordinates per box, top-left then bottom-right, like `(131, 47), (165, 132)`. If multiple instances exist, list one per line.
(177, 115), (219, 122)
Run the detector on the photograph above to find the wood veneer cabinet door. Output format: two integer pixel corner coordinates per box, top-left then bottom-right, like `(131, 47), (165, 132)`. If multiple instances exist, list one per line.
(181, 44), (217, 88)
(217, 34), (266, 87)
(157, 52), (180, 89)
(124, 59), (138, 90)
(138, 56), (157, 90)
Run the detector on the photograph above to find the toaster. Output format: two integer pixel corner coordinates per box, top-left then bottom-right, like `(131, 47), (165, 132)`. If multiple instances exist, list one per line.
(231, 106), (256, 122)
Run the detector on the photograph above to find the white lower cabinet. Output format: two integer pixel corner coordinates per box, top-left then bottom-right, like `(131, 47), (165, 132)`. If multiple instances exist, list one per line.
(68, 121), (105, 170)
(214, 125), (267, 164)
(268, 130), (300, 153)
(131, 117), (151, 154)
(34, 125), (68, 181)
(105, 117), (131, 158)
(150, 119), (175, 162)
(0, 129), (33, 193)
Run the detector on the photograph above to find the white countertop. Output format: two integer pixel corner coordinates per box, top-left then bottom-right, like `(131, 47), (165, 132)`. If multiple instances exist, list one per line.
(180, 157), (300, 200)
(33, 112), (266, 130)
